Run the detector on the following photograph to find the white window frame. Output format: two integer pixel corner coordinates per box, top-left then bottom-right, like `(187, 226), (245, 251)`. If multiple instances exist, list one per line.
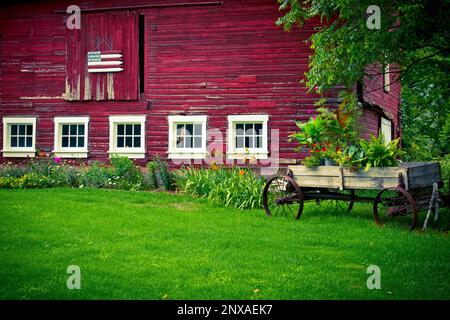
(380, 117), (393, 145)
(53, 117), (89, 158)
(168, 115), (207, 159)
(2, 117), (37, 158)
(383, 63), (391, 92)
(109, 115), (146, 159)
(227, 114), (269, 160)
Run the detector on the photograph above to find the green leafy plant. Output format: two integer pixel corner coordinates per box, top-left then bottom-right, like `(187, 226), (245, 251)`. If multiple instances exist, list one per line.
(109, 156), (144, 190)
(175, 166), (266, 210)
(359, 133), (404, 171)
(334, 144), (366, 171)
(290, 99), (360, 166)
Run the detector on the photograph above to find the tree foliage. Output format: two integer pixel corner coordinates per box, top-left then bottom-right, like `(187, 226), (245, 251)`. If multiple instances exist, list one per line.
(276, 0), (450, 159)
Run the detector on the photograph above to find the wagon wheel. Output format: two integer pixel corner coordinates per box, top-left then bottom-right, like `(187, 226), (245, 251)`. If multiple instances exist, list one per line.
(263, 175), (304, 219)
(373, 186), (418, 231)
(323, 189), (356, 213)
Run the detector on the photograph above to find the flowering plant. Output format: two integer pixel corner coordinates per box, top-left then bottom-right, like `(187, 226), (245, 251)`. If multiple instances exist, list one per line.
(290, 100), (360, 167)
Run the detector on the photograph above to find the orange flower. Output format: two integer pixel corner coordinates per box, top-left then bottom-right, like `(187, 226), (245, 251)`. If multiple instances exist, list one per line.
(239, 169), (245, 176)
(210, 161), (219, 171)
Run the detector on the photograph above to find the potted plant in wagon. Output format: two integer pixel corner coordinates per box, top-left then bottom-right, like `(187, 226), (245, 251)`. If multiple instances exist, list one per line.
(290, 105), (358, 167)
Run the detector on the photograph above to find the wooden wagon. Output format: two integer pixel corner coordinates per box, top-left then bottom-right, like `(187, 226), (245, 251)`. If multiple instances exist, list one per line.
(262, 162), (449, 230)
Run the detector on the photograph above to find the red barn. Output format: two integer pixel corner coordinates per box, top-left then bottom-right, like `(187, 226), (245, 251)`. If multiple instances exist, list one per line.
(0, 0), (400, 171)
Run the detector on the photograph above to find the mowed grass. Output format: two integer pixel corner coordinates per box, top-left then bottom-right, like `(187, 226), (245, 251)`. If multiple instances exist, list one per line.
(0, 188), (448, 300)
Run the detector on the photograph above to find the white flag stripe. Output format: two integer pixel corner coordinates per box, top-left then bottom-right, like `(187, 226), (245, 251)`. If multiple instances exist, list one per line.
(88, 61), (123, 66)
(99, 54), (122, 59)
(88, 68), (124, 73)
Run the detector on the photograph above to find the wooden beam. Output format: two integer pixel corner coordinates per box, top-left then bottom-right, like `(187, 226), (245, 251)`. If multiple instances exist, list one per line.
(54, 1), (223, 14)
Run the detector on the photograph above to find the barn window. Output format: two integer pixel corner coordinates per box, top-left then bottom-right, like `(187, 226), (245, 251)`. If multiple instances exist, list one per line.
(65, 11), (139, 101)
(109, 115), (146, 159)
(383, 63), (391, 92)
(227, 115), (268, 160)
(168, 115), (207, 159)
(380, 117), (393, 144)
(53, 117), (89, 158)
(2, 117), (37, 158)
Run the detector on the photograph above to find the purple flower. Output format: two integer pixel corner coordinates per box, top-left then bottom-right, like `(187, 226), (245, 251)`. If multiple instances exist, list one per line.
(307, 109), (313, 114)
(54, 157), (62, 164)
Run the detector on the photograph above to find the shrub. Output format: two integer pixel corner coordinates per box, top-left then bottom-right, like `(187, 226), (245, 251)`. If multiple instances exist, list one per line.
(0, 162), (29, 178)
(0, 173), (52, 189)
(79, 161), (111, 188)
(0, 177), (19, 188)
(18, 173), (52, 189)
(440, 154), (450, 191)
(175, 166), (266, 210)
(109, 156), (144, 190)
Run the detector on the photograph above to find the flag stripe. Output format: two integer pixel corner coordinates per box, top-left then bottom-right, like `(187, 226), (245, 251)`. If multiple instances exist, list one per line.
(88, 61), (123, 66)
(88, 68), (124, 73)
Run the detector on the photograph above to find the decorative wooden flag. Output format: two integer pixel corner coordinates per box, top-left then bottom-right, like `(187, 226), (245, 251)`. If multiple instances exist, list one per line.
(87, 51), (123, 73)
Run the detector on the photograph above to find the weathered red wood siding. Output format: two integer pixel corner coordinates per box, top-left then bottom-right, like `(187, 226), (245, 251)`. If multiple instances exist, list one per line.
(0, 0), (401, 165)
(361, 63), (401, 139)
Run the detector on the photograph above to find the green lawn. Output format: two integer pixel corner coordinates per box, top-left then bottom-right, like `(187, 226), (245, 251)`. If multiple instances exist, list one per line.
(0, 188), (448, 300)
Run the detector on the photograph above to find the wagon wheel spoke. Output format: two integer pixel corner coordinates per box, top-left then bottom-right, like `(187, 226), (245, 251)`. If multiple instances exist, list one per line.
(373, 187), (418, 231)
(263, 175), (304, 219)
(322, 189), (355, 214)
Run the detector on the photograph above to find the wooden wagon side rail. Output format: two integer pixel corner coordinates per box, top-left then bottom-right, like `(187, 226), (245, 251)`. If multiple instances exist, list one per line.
(287, 162), (441, 192)
(288, 165), (407, 190)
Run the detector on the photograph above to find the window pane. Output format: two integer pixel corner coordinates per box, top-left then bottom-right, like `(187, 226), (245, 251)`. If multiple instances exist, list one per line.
(256, 136), (262, 148)
(134, 124), (141, 136)
(125, 137), (133, 147)
(126, 124), (133, 135)
(134, 137), (141, 148)
(236, 136), (244, 148)
(117, 124), (124, 135)
(26, 125), (33, 135)
(78, 124), (85, 135)
(176, 124), (184, 136)
(185, 136), (192, 148)
(62, 137), (69, 147)
(19, 125), (25, 135)
(245, 124), (255, 136)
(70, 125), (77, 135)
(194, 124), (202, 135)
(78, 137), (84, 148)
(236, 123), (244, 136)
(11, 125), (18, 135)
(194, 137), (202, 148)
(19, 137), (25, 147)
(117, 137), (124, 148)
(11, 137), (17, 147)
(245, 136), (253, 148)
(176, 136), (184, 148)
(185, 124), (193, 136)
(62, 125), (69, 135)
(26, 137), (32, 148)
(70, 137), (77, 147)
(255, 123), (263, 135)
